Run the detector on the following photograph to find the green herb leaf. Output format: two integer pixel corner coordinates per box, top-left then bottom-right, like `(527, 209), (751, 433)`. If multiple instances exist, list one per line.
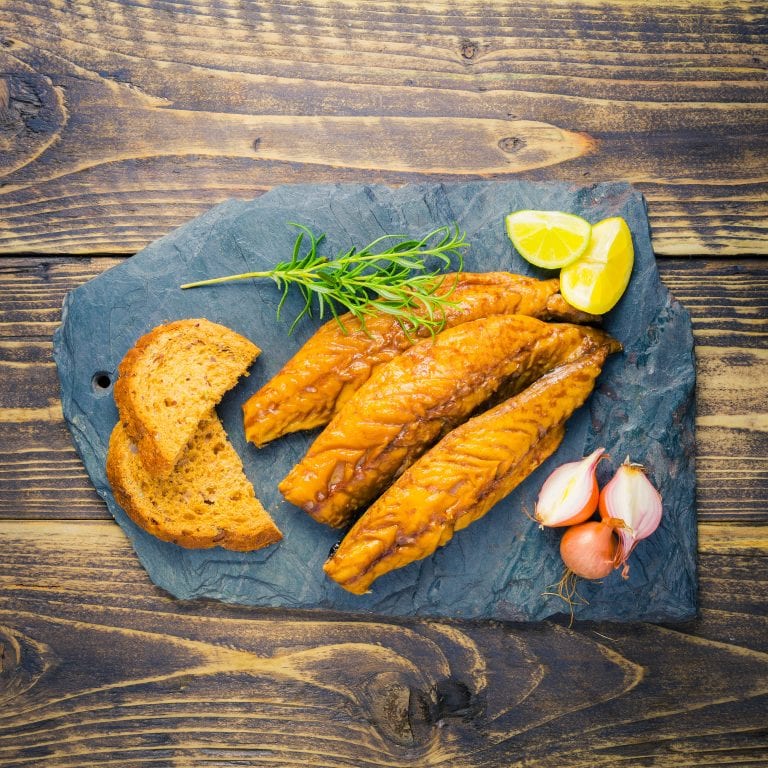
(181, 223), (468, 334)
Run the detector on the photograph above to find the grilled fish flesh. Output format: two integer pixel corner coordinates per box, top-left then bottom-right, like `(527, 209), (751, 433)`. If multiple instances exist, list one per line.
(324, 344), (620, 594)
(243, 272), (598, 447)
(279, 314), (617, 528)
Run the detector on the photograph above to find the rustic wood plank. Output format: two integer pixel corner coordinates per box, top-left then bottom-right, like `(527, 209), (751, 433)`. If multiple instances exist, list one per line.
(0, 0), (766, 255)
(1, 519), (766, 768)
(0, 257), (122, 338)
(0, 256), (766, 522)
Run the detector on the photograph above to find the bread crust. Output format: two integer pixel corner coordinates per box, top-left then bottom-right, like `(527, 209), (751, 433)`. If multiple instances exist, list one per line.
(113, 318), (260, 477)
(106, 413), (282, 552)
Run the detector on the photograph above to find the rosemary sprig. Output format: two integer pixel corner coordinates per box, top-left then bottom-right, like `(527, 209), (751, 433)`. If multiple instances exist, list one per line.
(181, 223), (468, 334)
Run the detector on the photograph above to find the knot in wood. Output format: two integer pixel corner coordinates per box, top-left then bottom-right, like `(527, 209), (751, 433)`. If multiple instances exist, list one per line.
(361, 671), (436, 748)
(498, 136), (526, 154)
(460, 40), (478, 60)
(0, 626), (47, 705)
(434, 678), (482, 721)
(0, 67), (66, 177)
(1, 74), (44, 132)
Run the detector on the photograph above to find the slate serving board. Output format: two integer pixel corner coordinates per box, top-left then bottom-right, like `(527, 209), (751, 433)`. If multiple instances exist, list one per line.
(54, 181), (697, 622)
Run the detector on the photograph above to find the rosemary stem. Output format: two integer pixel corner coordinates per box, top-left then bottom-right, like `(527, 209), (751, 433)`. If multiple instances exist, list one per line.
(179, 223), (467, 334)
(180, 271), (274, 289)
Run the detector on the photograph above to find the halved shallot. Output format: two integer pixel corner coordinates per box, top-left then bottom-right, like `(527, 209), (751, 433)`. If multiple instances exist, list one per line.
(534, 448), (605, 527)
(599, 457), (663, 576)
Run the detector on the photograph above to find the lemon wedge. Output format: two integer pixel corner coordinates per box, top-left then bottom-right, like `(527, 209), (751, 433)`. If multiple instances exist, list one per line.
(559, 216), (634, 314)
(505, 210), (592, 269)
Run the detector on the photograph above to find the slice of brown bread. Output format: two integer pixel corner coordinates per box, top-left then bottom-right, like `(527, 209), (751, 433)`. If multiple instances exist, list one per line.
(107, 411), (282, 551)
(113, 318), (260, 477)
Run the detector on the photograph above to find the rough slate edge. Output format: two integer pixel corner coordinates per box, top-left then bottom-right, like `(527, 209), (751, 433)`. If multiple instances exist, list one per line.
(52, 180), (697, 623)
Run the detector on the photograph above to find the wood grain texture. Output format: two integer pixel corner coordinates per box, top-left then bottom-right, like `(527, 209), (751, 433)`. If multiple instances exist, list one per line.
(0, 0), (766, 255)
(1, 518), (767, 768)
(2, 3), (766, 765)
(1, 256), (766, 525)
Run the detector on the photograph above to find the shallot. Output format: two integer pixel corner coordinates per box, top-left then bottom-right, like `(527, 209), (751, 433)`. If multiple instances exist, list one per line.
(534, 448), (605, 527)
(559, 518), (621, 580)
(599, 457), (663, 576)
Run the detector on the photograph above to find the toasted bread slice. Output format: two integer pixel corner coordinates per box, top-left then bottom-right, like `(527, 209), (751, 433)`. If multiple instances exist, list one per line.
(113, 318), (260, 476)
(107, 411), (282, 551)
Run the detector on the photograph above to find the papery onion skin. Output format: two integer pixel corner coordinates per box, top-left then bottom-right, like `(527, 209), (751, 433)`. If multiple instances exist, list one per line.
(534, 447), (605, 527)
(599, 457), (663, 567)
(560, 520), (619, 580)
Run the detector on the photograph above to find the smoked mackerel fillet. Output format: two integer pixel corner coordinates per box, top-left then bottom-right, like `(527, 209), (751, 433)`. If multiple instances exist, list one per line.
(243, 272), (598, 447)
(279, 314), (617, 528)
(324, 344), (620, 594)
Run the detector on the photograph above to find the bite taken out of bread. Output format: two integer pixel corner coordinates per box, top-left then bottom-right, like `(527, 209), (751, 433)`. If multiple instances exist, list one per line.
(113, 318), (260, 477)
(107, 411), (283, 551)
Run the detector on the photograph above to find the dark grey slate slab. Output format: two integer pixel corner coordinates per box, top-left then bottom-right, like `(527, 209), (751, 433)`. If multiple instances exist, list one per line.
(53, 181), (697, 622)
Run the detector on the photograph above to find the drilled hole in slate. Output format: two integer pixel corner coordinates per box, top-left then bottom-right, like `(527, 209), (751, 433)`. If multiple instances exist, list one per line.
(91, 371), (113, 395)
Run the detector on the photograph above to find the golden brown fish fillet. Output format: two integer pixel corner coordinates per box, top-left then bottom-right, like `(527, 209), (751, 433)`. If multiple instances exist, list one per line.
(544, 293), (601, 325)
(324, 345), (619, 594)
(243, 272), (596, 448)
(279, 314), (618, 528)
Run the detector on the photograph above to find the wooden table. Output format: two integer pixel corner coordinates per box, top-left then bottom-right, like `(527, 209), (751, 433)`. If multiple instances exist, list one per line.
(2, 2), (766, 766)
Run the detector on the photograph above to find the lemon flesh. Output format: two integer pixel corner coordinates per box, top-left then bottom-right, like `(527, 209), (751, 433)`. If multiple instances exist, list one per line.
(559, 217), (634, 315)
(505, 210), (592, 269)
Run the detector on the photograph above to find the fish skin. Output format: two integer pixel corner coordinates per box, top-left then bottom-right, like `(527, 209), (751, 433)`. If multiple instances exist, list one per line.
(279, 315), (619, 529)
(323, 346), (617, 595)
(543, 293), (602, 325)
(243, 273), (588, 448)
